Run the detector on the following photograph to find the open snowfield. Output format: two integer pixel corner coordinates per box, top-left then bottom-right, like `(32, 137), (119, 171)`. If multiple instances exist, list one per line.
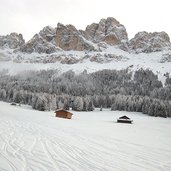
(0, 101), (171, 171)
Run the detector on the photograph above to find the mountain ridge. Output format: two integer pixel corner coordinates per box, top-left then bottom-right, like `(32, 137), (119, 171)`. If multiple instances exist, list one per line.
(0, 17), (171, 54)
(0, 17), (171, 83)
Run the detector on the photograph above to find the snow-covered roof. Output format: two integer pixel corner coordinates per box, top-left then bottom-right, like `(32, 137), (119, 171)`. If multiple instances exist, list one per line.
(55, 109), (73, 114)
(118, 115), (130, 120)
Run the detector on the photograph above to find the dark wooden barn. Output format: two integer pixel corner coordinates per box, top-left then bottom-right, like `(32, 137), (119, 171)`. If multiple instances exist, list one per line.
(55, 109), (73, 119)
(117, 115), (133, 124)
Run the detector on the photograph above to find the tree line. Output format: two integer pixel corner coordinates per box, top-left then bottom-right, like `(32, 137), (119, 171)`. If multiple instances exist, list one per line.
(0, 68), (171, 117)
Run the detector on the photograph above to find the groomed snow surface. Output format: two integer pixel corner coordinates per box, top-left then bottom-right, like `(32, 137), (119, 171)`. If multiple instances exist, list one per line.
(0, 102), (171, 171)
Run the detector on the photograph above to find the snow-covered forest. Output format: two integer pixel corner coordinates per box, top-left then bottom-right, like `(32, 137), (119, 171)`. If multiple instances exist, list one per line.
(0, 68), (171, 117)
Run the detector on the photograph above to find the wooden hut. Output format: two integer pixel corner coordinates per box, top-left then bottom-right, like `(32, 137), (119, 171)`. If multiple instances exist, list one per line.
(55, 109), (73, 119)
(117, 115), (133, 124)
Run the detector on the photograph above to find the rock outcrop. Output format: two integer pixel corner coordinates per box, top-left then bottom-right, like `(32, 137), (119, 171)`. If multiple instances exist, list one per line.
(128, 31), (171, 53)
(0, 33), (25, 49)
(55, 23), (97, 51)
(84, 17), (128, 45)
(18, 26), (61, 54)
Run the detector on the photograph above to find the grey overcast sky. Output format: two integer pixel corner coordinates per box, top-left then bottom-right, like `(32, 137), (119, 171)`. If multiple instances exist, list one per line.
(0, 0), (171, 41)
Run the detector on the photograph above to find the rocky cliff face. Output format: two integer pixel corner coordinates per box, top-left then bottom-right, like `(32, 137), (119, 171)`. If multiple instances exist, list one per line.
(55, 23), (97, 51)
(0, 33), (25, 49)
(84, 17), (128, 45)
(55, 17), (128, 51)
(128, 31), (171, 53)
(18, 26), (62, 54)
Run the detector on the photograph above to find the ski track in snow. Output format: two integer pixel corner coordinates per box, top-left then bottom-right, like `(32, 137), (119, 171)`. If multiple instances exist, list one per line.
(0, 102), (171, 171)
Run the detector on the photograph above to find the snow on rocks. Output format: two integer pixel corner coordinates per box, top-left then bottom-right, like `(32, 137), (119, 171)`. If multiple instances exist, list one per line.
(0, 33), (25, 49)
(84, 17), (128, 45)
(17, 26), (62, 54)
(128, 31), (171, 53)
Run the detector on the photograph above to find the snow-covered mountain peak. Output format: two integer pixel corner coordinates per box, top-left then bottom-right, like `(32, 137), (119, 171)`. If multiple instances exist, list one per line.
(85, 17), (128, 45)
(39, 25), (56, 41)
(128, 31), (171, 53)
(0, 32), (25, 49)
(15, 26), (61, 54)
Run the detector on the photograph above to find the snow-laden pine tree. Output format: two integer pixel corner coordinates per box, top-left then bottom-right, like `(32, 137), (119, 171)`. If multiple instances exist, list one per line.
(72, 97), (83, 111)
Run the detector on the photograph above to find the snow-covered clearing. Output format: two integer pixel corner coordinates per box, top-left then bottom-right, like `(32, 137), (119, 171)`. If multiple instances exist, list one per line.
(0, 101), (171, 171)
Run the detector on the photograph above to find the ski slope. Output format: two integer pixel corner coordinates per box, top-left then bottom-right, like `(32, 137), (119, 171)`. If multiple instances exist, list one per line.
(0, 101), (171, 171)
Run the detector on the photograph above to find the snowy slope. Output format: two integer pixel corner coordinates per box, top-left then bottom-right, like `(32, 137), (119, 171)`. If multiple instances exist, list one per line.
(0, 101), (171, 171)
(0, 47), (171, 84)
